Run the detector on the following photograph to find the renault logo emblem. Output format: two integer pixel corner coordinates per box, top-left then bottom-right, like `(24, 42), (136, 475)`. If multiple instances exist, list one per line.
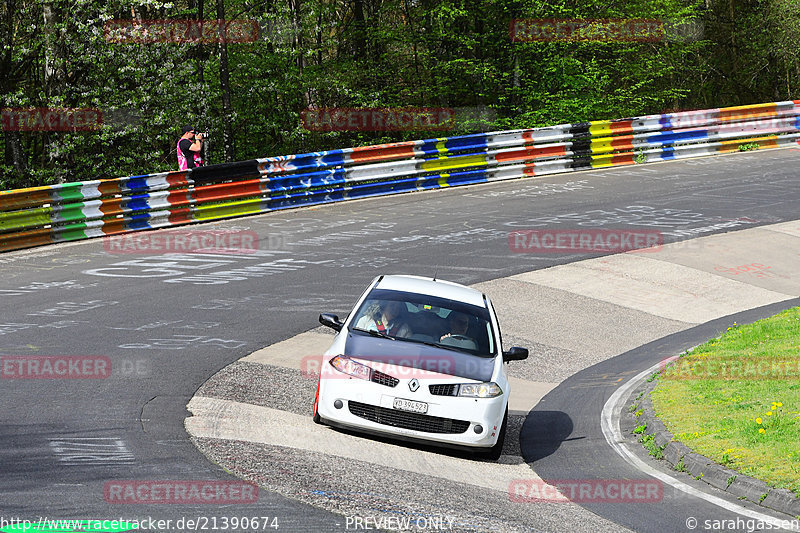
(408, 378), (420, 392)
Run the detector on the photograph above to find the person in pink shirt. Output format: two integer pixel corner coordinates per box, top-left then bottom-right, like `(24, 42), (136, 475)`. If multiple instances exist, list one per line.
(177, 125), (204, 170)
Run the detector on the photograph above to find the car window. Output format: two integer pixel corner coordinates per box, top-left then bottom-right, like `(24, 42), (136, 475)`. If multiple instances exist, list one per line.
(350, 288), (496, 356)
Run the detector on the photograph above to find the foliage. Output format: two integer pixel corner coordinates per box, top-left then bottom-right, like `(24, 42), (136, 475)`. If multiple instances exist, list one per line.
(652, 307), (800, 494)
(1, 0), (797, 188)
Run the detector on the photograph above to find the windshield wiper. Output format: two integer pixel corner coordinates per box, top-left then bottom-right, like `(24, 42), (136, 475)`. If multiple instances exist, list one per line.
(402, 336), (467, 353)
(352, 327), (395, 340)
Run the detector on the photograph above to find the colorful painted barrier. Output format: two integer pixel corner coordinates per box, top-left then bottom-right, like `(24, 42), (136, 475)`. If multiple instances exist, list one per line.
(1, 101), (799, 252)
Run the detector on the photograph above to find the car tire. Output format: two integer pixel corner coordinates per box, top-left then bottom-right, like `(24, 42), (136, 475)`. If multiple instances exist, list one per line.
(481, 408), (507, 460)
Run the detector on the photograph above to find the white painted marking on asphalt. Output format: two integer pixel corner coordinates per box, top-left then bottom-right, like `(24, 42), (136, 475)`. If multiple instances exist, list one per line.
(511, 254), (793, 323)
(601, 363), (800, 531)
(186, 396), (540, 493)
(48, 437), (135, 465)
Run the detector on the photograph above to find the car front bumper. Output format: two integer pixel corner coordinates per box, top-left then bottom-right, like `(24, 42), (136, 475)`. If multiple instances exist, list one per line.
(317, 374), (507, 449)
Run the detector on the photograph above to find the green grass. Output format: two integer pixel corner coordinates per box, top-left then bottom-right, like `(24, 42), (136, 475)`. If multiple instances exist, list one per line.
(639, 432), (666, 459)
(651, 306), (800, 494)
(738, 142), (761, 151)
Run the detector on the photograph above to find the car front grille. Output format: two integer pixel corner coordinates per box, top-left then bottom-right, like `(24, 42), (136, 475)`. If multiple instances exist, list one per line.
(371, 370), (399, 387)
(429, 384), (458, 396)
(348, 401), (470, 434)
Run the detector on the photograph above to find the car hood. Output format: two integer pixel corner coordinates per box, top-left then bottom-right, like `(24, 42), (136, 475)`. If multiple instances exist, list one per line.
(344, 332), (495, 381)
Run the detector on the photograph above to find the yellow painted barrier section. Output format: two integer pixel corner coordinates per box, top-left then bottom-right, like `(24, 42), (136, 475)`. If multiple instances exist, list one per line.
(589, 121), (614, 137)
(590, 152), (635, 169)
(0, 206), (53, 232)
(420, 154), (487, 172)
(589, 137), (615, 154)
(719, 135), (780, 153)
(719, 103), (778, 122)
(590, 153), (621, 168)
(193, 197), (264, 221)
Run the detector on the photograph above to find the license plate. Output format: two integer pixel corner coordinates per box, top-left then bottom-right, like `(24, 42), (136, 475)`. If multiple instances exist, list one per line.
(393, 398), (428, 414)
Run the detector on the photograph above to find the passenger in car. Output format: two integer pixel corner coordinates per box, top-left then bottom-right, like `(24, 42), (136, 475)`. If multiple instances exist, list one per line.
(355, 300), (412, 338)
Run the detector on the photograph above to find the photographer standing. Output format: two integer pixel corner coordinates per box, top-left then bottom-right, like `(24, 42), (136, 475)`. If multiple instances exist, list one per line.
(177, 126), (205, 170)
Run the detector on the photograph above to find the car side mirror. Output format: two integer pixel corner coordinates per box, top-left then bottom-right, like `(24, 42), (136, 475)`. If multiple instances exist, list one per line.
(319, 313), (344, 332)
(503, 346), (528, 362)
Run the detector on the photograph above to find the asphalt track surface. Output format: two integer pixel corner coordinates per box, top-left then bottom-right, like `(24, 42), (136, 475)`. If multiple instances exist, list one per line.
(525, 298), (800, 533)
(0, 148), (799, 532)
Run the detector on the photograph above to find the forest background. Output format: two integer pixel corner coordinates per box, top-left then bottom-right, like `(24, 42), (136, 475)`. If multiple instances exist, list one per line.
(1, 0), (798, 189)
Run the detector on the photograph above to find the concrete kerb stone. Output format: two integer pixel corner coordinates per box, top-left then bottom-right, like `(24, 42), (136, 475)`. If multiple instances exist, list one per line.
(629, 367), (800, 517)
(680, 452), (715, 478)
(727, 475), (772, 502)
(663, 440), (692, 468)
(762, 489), (800, 516)
(701, 464), (745, 493)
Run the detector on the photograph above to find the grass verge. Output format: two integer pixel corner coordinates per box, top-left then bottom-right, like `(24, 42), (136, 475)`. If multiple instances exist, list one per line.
(651, 306), (800, 494)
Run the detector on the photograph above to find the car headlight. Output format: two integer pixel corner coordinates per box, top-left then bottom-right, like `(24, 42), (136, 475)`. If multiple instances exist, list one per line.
(457, 382), (503, 398)
(329, 355), (372, 381)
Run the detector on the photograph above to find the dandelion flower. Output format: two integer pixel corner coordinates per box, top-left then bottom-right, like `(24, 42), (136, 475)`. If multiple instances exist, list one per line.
(777, 402), (783, 407)
(759, 428), (765, 434)
(767, 412), (773, 416)
(756, 418), (763, 424)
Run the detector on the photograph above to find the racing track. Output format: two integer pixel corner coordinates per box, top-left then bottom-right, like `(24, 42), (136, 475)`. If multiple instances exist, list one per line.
(0, 148), (799, 532)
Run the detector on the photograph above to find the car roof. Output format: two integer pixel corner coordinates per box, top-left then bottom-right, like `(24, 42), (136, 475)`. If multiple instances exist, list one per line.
(373, 275), (487, 308)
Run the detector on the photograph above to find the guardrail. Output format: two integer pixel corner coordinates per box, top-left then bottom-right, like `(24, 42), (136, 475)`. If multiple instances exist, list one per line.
(2, 100), (799, 252)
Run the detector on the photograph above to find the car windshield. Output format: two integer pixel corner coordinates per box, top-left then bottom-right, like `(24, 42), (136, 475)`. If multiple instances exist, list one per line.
(350, 288), (496, 356)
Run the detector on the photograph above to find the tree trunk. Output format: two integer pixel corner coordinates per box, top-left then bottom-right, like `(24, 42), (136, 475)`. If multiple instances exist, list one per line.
(42, 3), (65, 182)
(3, 130), (28, 183)
(353, 0), (367, 59)
(289, 0), (309, 107)
(216, 0), (233, 162)
(0, 0), (27, 183)
(197, 0), (205, 85)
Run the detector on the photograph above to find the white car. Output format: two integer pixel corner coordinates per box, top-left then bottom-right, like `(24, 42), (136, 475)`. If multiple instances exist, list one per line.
(313, 275), (528, 458)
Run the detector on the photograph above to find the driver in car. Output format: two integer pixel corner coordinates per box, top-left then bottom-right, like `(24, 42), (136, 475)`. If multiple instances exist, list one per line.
(439, 311), (477, 350)
(355, 300), (412, 338)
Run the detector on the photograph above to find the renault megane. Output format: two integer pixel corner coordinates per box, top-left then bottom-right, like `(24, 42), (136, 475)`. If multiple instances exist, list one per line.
(313, 275), (528, 459)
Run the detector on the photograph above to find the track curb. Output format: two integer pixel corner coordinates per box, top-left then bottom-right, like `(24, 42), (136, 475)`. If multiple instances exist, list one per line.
(629, 372), (800, 518)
